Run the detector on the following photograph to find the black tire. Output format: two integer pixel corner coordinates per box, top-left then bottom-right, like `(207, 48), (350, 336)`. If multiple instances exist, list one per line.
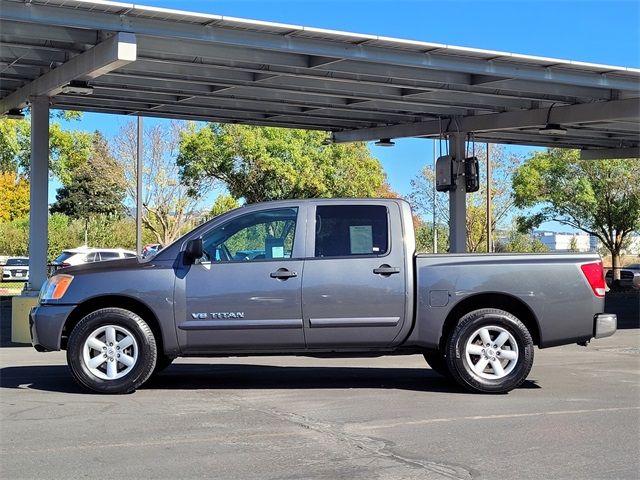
(423, 351), (451, 378)
(153, 354), (176, 374)
(445, 308), (534, 394)
(67, 308), (157, 394)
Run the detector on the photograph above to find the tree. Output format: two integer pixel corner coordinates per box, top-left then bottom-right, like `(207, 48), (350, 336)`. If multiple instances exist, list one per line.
(0, 112), (91, 183)
(50, 132), (126, 219)
(113, 121), (212, 245)
(410, 144), (522, 252)
(494, 230), (549, 253)
(177, 123), (386, 203)
(0, 171), (30, 223)
(210, 194), (240, 218)
(513, 149), (640, 279)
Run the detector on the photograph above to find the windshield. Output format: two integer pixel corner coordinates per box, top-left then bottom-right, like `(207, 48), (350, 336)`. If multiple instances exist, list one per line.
(6, 258), (28, 266)
(53, 252), (75, 264)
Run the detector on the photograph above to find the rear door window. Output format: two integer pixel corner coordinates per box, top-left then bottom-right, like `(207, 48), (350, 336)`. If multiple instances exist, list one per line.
(314, 205), (389, 257)
(100, 252), (121, 261)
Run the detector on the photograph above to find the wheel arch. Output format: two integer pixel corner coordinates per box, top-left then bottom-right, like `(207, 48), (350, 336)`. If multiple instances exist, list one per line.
(62, 295), (164, 355)
(439, 292), (541, 349)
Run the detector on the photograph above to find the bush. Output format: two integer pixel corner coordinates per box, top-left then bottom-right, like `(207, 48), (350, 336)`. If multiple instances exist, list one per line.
(0, 214), (158, 260)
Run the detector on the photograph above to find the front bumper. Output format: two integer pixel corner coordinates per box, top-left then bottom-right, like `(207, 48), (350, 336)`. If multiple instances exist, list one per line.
(594, 313), (617, 339)
(30, 304), (76, 351)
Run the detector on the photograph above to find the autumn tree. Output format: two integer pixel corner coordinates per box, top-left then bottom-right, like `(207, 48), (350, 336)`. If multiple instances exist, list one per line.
(410, 144), (522, 252)
(177, 123), (386, 203)
(0, 171), (30, 222)
(113, 121), (212, 245)
(513, 149), (640, 279)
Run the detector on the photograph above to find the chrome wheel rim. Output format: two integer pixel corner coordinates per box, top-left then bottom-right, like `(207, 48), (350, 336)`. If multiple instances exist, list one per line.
(464, 326), (518, 380)
(82, 325), (139, 380)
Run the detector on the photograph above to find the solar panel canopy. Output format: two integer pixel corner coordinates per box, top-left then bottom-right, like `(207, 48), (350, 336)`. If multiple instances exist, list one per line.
(1, 0), (639, 156)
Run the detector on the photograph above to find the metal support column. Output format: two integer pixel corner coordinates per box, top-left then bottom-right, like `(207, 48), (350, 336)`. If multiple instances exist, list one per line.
(432, 139), (438, 253)
(448, 132), (467, 253)
(486, 143), (493, 253)
(27, 96), (50, 292)
(136, 116), (143, 255)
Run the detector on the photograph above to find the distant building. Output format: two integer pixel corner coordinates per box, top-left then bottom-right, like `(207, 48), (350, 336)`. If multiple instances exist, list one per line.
(533, 231), (598, 252)
(532, 231), (640, 255)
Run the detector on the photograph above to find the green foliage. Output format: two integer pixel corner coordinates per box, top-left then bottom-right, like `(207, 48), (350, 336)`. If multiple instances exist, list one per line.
(495, 231), (549, 253)
(0, 113), (91, 183)
(414, 222), (449, 253)
(177, 124), (386, 203)
(210, 194), (240, 218)
(0, 171), (30, 222)
(513, 148), (640, 275)
(0, 214), (155, 261)
(0, 216), (29, 257)
(50, 133), (126, 219)
(0, 118), (30, 173)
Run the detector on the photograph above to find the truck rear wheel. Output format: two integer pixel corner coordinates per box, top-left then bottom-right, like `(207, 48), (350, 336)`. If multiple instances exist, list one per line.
(445, 308), (534, 394)
(67, 308), (157, 394)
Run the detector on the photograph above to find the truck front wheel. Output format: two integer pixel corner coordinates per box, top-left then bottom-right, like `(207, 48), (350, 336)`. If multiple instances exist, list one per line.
(67, 308), (157, 394)
(445, 308), (534, 394)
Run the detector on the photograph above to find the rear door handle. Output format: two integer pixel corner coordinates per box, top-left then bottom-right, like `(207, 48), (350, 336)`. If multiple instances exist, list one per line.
(270, 268), (298, 279)
(373, 264), (400, 276)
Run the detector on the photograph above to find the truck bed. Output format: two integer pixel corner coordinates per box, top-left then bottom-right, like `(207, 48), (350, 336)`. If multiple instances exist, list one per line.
(406, 253), (603, 349)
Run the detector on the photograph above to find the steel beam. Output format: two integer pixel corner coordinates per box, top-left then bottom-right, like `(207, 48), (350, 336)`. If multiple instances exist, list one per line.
(27, 96), (49, 292)
(333, 98), (640, 143)
(580, 147), (640, 160)
(449, 133), (467, 253)
(0, 32), (137, 114)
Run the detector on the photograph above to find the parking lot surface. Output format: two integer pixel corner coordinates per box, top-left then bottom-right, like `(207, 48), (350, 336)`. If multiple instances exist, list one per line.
(1, 329), (639, 480)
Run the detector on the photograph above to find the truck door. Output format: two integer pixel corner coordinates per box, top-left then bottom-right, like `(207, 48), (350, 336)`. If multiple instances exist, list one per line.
(175, 206), (306, 352)
(302, 203), (407, 347)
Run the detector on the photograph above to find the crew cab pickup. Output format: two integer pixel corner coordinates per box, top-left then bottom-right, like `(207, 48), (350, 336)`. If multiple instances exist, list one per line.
(30, 198), (616, 394)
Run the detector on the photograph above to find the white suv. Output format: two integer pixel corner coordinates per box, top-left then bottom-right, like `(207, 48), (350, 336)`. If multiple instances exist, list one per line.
(2, 257), (29, 281)
(52, 248), (137, 268)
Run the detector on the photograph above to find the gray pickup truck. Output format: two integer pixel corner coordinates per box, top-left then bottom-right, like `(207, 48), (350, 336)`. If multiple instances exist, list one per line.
(30, 198), (616, 394)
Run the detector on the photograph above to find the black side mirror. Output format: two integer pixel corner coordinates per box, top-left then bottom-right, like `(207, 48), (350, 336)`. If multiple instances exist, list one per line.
(184, 238), (203, 264)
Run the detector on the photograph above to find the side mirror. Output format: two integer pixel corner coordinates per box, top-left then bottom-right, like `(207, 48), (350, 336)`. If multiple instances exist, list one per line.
(184, 238), (203, 264)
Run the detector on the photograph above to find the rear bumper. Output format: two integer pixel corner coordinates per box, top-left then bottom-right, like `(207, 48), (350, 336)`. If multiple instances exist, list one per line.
(594, 313), (617, 339)
(30, 304), (76, 351)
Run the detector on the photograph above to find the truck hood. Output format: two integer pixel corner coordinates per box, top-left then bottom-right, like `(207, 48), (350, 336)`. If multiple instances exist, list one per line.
(57, 257), (142, 276)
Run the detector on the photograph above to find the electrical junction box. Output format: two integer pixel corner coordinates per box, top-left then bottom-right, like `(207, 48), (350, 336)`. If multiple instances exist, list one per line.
(435, 155), (453, 192)
(464, 156), (480, 193)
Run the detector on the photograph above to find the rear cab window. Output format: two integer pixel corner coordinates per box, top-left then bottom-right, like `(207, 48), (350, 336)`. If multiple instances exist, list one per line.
(314, 205), (389, 258)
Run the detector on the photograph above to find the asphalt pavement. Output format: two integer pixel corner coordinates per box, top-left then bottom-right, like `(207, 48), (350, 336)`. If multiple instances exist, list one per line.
(1, 329), (639, 480)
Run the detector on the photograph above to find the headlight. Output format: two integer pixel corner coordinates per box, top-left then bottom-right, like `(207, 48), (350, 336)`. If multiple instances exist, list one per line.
(40, 274), (74, 301)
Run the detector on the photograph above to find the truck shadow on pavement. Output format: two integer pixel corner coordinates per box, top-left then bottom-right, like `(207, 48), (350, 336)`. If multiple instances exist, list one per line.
(0, 363), (540, 394)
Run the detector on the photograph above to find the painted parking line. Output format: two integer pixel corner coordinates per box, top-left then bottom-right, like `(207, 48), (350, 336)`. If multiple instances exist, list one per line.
(351, 406), (640, 431)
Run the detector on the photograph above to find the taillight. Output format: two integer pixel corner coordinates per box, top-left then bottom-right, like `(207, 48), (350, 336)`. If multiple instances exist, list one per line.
(61, 262), (70, 267)
(581, 261), (606, 297)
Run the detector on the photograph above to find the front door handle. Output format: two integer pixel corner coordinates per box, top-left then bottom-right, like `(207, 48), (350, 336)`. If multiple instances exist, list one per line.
(270, 268), (298, 280)
(373, 264), (400, 276)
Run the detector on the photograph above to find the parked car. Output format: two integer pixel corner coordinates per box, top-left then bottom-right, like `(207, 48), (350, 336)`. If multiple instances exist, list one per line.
(2, 257), (29, 281)
(52, 248), (137, 268)
(141, 244), (162, 258)
(31, 198), (616, 395)
(605, 264), (640, 290)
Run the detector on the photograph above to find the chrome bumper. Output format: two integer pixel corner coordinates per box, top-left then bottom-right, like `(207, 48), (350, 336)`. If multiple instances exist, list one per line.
(594, 313), (617, 339)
